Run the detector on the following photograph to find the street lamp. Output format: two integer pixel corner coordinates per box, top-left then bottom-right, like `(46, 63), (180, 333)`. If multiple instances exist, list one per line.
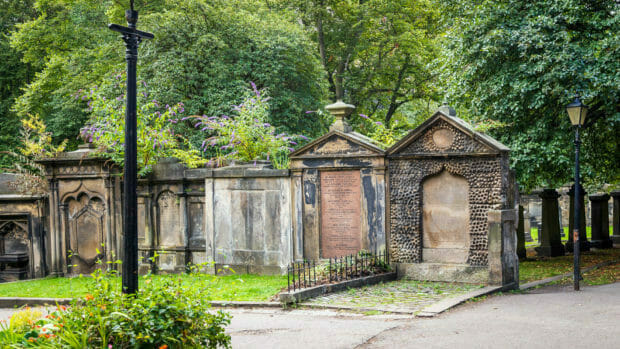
(109, 0), (154, 294)
(566, 93), (588, 291)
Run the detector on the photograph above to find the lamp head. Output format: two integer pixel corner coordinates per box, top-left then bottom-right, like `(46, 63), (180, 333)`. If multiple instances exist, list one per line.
(566, 94), (588, 127)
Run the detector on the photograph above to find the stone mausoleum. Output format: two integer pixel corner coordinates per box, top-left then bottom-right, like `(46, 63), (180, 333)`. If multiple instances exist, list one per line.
(386, 105), (519, 286)
(289, 101), (387, 261)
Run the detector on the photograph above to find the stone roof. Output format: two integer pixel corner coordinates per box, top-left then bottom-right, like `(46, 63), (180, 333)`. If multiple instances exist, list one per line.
(387, 109), (510, 156)
(290, 130), (385, 159)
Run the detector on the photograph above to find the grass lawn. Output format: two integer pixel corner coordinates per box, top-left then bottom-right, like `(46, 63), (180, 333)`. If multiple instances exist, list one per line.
(0, 273), (287, 301)
(519, 248), (620, 285)
(525, 226), (613, 248)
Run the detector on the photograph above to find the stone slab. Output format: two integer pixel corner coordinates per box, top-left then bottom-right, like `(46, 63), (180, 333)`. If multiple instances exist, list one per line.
(396, 263), (489, 284)
(422, 248), (469, 264)
(416, 285), (504, 317)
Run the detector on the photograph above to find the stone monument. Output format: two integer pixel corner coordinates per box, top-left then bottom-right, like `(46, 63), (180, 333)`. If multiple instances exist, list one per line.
(589, 193), (612, 249)
(386, 104), (518, 288)
(289, 101), (386, 261)
(534, 189), (565, 257)
(611, 190), (620, 245)
(565, 184), (589, 252)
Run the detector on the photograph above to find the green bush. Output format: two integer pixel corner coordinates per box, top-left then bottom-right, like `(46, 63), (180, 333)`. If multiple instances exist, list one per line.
(0, 266), (231, 348)
(188, 83), (307, 169)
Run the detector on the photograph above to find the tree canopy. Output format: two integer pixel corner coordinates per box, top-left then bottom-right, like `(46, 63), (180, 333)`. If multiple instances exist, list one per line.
(440, 0), (619, 190)
(282, 0), (443, 128)
(1, 0), (618, 190)
(8, 0), (329, 150)
(0, 0), (36, 168)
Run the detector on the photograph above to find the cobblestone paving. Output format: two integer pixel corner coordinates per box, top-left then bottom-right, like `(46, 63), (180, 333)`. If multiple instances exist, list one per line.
(302, 280), (483, 314)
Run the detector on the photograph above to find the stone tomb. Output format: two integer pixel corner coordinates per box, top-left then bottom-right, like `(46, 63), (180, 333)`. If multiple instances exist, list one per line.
(290, 102), (386, 261)
(0, 174), (48, 281)
(386, 106), (518, 287)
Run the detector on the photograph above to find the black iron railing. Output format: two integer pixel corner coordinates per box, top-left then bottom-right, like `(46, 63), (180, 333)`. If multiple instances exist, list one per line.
(287, 250), (389, 292)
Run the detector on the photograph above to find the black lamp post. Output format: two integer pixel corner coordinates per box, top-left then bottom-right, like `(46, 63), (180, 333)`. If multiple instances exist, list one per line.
(108, 1), (153, 294)
(566, 93), (588, 291)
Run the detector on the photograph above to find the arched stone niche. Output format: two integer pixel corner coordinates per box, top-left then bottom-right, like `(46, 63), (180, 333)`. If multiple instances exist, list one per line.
(64, 193), (105, 275)
(422, 171), (470, 263)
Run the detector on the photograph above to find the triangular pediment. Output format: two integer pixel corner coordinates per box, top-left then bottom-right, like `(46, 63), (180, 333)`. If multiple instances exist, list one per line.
(291, 131), (384, 158)
(387, 111), (510, 156)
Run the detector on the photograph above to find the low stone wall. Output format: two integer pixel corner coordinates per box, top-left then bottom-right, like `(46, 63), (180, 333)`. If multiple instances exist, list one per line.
(28, 150), (294, 277)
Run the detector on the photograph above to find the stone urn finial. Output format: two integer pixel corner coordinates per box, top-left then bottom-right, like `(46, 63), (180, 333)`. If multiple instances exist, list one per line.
(326, 100), (355, 133)
(438, 101), (456, 117)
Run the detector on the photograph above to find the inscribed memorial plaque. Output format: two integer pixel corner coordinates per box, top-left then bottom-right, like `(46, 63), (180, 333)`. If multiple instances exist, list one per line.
(320, 171), (362, 258)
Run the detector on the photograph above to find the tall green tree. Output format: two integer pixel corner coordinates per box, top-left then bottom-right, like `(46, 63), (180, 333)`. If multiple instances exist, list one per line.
(9, 0), (328, 151)
(440, 0), (619, 190)
(284, 0), (443, 127)
(0, 0), (36, 167)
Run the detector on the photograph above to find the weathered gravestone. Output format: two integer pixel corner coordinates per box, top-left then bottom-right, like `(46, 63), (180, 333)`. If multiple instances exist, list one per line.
(289, 101), (386, 261)
(534, 189), (565, 257)
(386, 105), (518, 287)
(612, 190), (620, 245)
(517, 205), (527, 259)
(565, 184), (589, 252)
(589, 193), (612, 249)
(38, 144), (123, 276)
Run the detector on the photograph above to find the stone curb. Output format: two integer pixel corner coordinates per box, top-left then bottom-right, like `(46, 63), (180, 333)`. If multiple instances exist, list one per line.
(297, 303), (415, 315)
(0, 298), (72, 308)
(0, 297), (281, 309)
(278, 272), (398, 304)
(519, 259), (620, 291)
(415, 284), (506, 317)
(209, 301), (281, 308)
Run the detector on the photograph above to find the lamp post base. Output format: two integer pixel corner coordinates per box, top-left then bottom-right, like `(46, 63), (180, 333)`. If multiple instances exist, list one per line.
(534, 244), (565, 257)
(564, 240), (590, 252)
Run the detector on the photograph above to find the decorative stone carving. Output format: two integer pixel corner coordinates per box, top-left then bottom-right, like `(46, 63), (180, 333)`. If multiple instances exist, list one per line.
(431, 128), (455, 150)
(0, 222), (29, 254)
(65, 194), (105, 274)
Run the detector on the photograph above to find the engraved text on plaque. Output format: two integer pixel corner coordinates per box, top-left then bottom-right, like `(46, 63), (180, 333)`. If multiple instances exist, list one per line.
(320, 171), (362, 258)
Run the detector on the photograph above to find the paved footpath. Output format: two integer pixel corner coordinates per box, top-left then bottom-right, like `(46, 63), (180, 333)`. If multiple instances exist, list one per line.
(226, 282), (620, 349)
(1, 283), (618, 348)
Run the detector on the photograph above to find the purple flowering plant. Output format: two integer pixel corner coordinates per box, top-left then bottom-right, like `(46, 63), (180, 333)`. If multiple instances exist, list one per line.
(187, 83), (306, 169)
(78, 74), (205, 175)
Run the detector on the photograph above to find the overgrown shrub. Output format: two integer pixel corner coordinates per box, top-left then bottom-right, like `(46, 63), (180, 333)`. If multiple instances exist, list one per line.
(188, 83), (307, 169)
(79, 75), (206, 176)
(0, 114), (67, 194)
(0, 266), (231, 348)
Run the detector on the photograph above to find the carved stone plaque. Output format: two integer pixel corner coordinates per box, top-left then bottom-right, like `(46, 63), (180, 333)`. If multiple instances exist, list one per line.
(422, 171), (470, 263)
(432, 128), (454, 149)
(320, 171), (362, 258)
